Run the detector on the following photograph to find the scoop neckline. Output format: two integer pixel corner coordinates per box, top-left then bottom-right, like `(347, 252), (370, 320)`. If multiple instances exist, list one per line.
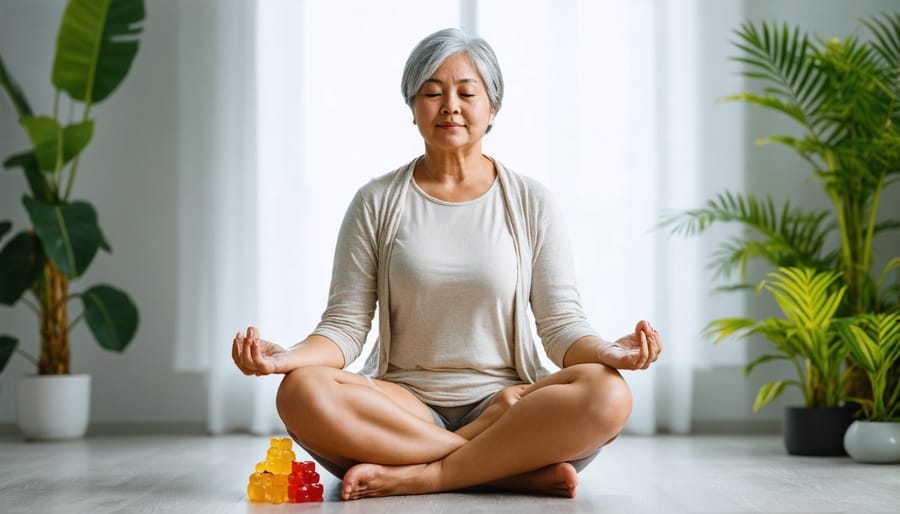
(410, 175), (499, 206)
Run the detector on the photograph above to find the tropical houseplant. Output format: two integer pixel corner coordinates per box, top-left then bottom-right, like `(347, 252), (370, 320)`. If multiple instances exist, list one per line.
(0, 0), (144, 438)
(664, 14), (900, 454)
(837, 312), (900, 462)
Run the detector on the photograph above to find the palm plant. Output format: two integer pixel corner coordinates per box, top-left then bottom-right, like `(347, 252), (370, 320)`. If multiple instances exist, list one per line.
(707, 267), (849, 411)
(664, 14), (900, 409)
(836, 312), (900, 421)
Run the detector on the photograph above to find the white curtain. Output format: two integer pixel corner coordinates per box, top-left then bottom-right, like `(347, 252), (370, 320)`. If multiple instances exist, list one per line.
(176, 0), (704, 435)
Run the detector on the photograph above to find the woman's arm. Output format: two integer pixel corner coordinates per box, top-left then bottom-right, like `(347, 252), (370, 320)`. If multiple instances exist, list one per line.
(233, 327), (345, 376)
(562, 320), (661, 370)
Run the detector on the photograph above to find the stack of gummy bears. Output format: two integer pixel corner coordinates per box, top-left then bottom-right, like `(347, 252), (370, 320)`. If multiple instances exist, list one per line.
(247, 437), (324, 503)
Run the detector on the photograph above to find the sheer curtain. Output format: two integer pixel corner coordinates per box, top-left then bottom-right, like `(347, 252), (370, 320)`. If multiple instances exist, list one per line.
(176, 0), (703, 435)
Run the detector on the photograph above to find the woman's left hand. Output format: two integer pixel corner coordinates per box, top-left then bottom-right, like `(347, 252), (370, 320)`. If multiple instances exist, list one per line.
(600, 320), (661, 370)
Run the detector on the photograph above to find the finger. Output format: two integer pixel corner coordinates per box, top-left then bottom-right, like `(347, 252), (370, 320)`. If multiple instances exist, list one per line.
(247, 326), (258, 342)
(638, 330), (650, 369)
(650, 330), (662, 361)
(634, 320), (647, 336)
(232, 332), (242, 365)
(241, 337), (257, 374)
(251, 339), (271, 375)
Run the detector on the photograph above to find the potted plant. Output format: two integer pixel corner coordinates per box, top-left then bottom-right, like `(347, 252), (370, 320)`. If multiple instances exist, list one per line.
(705, 267), (854, 455)
(0, 0), (144, 439)
(663, 14), (900, 454)
(837, 312), (900, 463)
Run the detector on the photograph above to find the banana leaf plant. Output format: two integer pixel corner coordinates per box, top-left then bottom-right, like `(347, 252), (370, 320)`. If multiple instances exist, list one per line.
(706, 267), (850, 411)
(0, 0), (144, 375)
(663, 14), (900, 408)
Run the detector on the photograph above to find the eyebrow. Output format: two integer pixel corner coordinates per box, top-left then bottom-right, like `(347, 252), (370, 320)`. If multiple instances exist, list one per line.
(423, 78), (480, 85)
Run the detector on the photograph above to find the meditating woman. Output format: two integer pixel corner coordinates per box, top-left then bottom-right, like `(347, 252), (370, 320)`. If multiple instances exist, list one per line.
(231, 27), (661, 501)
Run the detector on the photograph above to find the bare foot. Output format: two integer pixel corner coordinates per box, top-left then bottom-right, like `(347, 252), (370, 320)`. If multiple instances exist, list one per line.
(342, 461), (443, 500)
(342, 460), (578, 500)
(488, 463), (578, 498)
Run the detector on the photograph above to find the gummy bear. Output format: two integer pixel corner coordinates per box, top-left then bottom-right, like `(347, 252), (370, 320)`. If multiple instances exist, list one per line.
(250, 438), (324, 503)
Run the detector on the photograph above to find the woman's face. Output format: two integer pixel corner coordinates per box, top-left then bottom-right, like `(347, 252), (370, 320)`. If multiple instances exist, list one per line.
(412, 52), (495, 152)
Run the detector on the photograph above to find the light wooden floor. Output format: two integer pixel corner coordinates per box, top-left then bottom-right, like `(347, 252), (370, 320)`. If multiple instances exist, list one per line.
(0, 433), (897, 513)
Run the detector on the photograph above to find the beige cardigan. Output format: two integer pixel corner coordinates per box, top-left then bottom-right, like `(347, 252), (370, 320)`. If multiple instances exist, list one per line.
(311, 156), (597, 384)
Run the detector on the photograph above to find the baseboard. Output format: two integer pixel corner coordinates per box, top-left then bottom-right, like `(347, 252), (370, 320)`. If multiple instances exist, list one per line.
(0, 419), (781, 438)
(0, 421), (208, 437)
(690, 419), (781, 434)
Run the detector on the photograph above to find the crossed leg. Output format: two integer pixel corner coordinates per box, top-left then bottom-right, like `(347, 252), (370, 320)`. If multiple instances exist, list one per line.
(276, 363), (631, 500)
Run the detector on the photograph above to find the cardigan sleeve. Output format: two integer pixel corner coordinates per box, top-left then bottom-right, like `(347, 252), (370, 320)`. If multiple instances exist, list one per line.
(527, 184), (599, 367)
(309, 187), (378, 367)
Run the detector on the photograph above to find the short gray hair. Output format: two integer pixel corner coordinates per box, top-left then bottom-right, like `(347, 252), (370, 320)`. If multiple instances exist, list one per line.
(401, 28), (504, 121)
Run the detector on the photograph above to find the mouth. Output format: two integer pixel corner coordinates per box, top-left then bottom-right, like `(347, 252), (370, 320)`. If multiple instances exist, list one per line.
(437, 122), (465, 128)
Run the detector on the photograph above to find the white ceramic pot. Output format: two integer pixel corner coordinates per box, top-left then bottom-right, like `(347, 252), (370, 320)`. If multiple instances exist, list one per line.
(15, 374), (91, 440)
(843, 420), (900, 464)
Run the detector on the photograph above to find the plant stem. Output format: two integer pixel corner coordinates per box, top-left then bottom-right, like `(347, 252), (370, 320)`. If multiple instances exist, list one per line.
(38, 259), (69, 374)
(21, 296), (41, 317)
(68, 312), (84, 332)
(862, 175), (883, 285)
(14, 348), (39, 367)
(52, 89), (59, 122)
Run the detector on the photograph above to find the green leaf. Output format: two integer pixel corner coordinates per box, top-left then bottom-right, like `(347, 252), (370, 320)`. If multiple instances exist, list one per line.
(22, 196), (110, 279)
(81, 285), (138, 352)
(0, 53), (33, 117)
(0, 221), (10, 242)
(753, 380), (792, 412)
(743, 353), (789, 377)
(19, 117), (95, 172)
(20, 117), (62, 172)
(0, 231), (44, 305)
(0, 335), (17, 373)
(52, 0), (145, 104)
(3, 151), (51, 201)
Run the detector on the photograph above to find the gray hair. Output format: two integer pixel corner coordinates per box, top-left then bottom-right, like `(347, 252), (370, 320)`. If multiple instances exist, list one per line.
(401, 28), (504, 128)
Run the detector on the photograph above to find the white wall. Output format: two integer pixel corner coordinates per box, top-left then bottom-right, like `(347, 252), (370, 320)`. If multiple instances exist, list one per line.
(0, 0), (205, 428)
(1, 0), (897, 431)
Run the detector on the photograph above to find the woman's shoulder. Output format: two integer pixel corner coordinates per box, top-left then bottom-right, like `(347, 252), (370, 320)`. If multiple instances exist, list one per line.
(354, 157), (418, 201)
(494, 159), (554, 207)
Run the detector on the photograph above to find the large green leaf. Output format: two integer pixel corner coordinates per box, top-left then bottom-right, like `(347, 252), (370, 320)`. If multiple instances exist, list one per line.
(52, 0), (145, 104)
(0, 335), (17, 373)
(20, 117), (94, 172)
(0, 231), (44, 305)
(0, 53), (32, 117)
(3, 151), (51, 201)
(81, 285), (138, 352)
(22, 196), (110, 279)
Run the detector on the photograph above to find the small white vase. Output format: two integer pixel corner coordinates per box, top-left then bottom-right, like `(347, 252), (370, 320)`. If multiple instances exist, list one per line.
(15, 374), (91, 440)
(843, 420), (900, 464)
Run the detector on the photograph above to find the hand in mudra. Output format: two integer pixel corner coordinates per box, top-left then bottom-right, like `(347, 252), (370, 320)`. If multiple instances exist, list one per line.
(232, 326), (290, 376)
(601, 320), (661, 370)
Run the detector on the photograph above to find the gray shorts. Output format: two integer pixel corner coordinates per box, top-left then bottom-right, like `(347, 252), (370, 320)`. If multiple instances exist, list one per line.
(292, 390), (601, 479)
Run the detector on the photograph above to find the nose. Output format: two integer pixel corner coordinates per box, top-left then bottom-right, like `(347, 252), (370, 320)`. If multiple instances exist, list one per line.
(440, 94), (461, 115)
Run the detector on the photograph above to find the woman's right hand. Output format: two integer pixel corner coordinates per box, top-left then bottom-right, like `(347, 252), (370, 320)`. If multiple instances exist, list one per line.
(232, 326), (290, 376)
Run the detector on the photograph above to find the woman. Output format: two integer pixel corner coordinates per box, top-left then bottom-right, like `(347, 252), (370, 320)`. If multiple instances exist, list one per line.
(232, 27), (661, 501)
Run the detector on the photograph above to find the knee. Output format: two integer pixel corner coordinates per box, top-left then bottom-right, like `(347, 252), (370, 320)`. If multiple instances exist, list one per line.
(573, 363), (632, 434)
(276, 366), (335, 431)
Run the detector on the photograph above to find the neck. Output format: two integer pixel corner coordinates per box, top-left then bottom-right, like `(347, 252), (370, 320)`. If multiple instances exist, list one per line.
(418, 146), (490, 185)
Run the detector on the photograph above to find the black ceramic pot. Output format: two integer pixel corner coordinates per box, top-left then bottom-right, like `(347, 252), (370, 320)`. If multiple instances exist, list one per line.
(783, 405), (857, 456)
